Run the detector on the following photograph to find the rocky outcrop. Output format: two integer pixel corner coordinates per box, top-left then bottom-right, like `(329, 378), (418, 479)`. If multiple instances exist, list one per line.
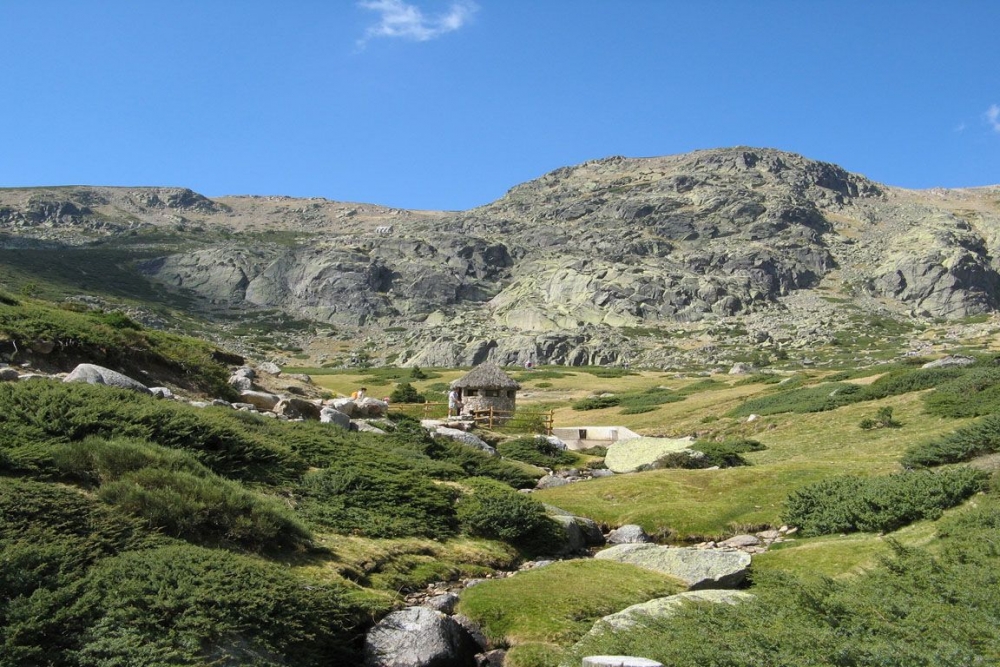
(63, 364), (149, 394)
(594, 543), (751, 590)
(3, 149), (999, 368)
(586, 589), (754, 635)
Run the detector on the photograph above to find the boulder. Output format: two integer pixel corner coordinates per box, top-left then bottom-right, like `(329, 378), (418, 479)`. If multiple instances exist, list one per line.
(535, 474), (570, 490)
(728, 362), (753, 375)
(240, 390), (281, 412)
(434, 427), (496, 455)
(0, 367), (19, 381)
(228, 374), (254, 391)
(320, 407), (351, 429)
(422, 593), (459, 615)
(606, 524), (652, 544)
(353, 421), (388, 435)
(921, 355), (976, 369)
(718, 534), (760, 549)
(594, 544), (751, 590)
(604, 437), (694, 474)
(257, 362), (281, 375)
(63, 364), (149, 394)
(364, 606), (479, 667)
(148, 386), (173, 399)
(550, 514), (605, 554)
(586, 589), (754, 636)
(356, 397), (389, 418)
(274, 397), (321, 420)
(331, 397), (358, 417)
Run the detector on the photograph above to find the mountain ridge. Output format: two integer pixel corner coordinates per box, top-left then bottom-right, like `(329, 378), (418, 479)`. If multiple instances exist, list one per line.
(2, 146), (999, 368)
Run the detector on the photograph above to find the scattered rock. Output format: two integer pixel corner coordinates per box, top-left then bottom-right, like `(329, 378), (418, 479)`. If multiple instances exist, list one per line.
(535, 474), (570, 490)
(364, 606), (480, 667)
(320, 406), (351, 429)
(606, 525), (652, 544)
(433, 427), (496, 455)
(718, 534), (760, 549)
(921, 355), (976, 369)
(594, 543), (751, 590)
(257, 362), (281, 375)
(586, 589), (754, 635)
(273, 397), (321, 420)
(63, 364), (149, 394)
(240, 390), (281, 412)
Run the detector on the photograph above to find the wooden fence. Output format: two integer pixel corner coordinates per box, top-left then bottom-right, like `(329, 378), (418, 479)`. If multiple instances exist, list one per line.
(388, 402), (554, 435)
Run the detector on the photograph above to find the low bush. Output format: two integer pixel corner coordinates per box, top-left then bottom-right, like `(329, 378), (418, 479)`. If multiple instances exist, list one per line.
(728, 365), (969, 418)
(782, 467), (987, 536)
(902, 413), (1000, 468)
(456, 477), (549, 545)
(0, 382), (305, 485)
(923, 367), (1000, 418)
(299, 466), (458, 540)
(1, 543), (381, 667)
(496, 437), (578, 468)
(571, 395), (621, 411)
(389, 381), (426, 403)
(100, 467), (311, 552)
(693, 438), (766, 467)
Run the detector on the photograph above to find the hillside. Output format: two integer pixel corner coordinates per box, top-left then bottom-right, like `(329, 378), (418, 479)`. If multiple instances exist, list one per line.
(2, 147), (1000, 371)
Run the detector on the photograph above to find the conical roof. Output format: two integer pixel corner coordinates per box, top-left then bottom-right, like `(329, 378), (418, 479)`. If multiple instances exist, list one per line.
(450, 362), (521, 390)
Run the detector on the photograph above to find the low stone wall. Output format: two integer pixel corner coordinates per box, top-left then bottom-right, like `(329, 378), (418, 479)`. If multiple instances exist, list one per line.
(551, 425), (641, 451)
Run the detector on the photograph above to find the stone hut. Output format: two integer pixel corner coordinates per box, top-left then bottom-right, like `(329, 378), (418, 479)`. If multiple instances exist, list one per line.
(450, 363), (520, 420)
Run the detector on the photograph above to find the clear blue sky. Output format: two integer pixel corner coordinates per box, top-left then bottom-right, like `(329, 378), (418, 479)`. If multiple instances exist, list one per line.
(2, 1), (998, 211)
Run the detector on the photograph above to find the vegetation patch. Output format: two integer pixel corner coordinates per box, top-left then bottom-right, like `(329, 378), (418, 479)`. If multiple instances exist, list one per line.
(456, 559), (685, 652)
(496, 437), (579, 468)
(902, 413), (1000, 468)
(565, 492), (1000, 667)
(782, 467), (987, 536)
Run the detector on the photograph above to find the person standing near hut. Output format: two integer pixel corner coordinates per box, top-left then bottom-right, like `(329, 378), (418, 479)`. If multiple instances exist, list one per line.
(448, 388), (462, 418)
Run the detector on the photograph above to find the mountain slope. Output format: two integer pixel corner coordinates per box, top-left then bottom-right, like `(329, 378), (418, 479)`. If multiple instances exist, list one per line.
(1, 147), (999, 367)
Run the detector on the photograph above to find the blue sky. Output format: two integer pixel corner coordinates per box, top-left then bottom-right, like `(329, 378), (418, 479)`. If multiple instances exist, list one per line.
(1, 1), (998, 210)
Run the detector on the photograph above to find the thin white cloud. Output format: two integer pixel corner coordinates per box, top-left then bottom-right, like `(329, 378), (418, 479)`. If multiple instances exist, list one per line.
(987, 104), (1000, 133)
(358, 0), (477, 44)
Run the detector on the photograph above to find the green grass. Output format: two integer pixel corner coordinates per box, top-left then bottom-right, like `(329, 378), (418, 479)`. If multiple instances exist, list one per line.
(456, 559), (685, 652)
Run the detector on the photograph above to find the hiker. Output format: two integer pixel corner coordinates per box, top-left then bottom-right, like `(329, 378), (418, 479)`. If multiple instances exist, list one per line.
(351, 387), (367, 401)
(448, 388), (462, 418)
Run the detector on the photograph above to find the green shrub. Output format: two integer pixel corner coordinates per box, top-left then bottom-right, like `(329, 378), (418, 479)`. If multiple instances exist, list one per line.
(59, 545), (376, 666)
(99, 467), (312, 551)
(496, 437), (578, 468)
(390, 381), (426, 403)
(456, 477), (548, 545)
(0, 382), (305, 485)
(693, 438), (766, 467)
(728, 366), (968, 418)
(782, 467), (987, 536)
(902, 413), (1000, 468)
(299, 466), (458, 540)
(923, 367), (1000, 418)
(572, 395), (621, 411)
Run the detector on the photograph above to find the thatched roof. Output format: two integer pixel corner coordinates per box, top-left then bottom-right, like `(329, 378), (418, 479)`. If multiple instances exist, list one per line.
(450, 363), (521, 390)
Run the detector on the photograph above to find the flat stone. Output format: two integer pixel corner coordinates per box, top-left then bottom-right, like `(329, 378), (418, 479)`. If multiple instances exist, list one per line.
(594, 543), (751, 590)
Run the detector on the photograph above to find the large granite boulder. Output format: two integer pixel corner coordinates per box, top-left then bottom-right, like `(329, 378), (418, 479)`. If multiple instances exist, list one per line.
(604, 437), (694, 474)
(433, 427), (496, 455)
(586, 589), (754, 636)
(364, 606), (479, 667)
(239, 390), (280, 412)
(356, 397), (389, 418)
(594, 544), (751, 590)
(320, 406), (351, 429)
(606, 524), (652, 544)
(273, 397), (321, 420)
(63, 364), (149, 394)
(331, 397), (358, 417)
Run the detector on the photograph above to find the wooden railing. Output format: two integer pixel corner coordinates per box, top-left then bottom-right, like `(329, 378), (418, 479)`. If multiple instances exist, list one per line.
(387, 402), (554, 435)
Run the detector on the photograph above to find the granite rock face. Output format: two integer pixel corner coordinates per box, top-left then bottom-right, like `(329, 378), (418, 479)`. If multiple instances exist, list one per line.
(3, 149), (999, 367)
(594, 543), (751, 590)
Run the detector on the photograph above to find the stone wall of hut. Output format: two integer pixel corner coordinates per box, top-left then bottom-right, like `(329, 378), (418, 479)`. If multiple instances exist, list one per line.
(461, 388), (517, 419)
